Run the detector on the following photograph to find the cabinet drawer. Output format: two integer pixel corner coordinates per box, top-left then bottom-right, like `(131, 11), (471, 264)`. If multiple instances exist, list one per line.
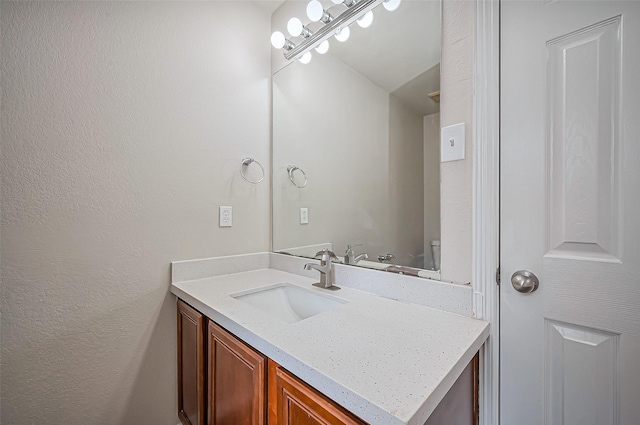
(268, 360), (367, 425)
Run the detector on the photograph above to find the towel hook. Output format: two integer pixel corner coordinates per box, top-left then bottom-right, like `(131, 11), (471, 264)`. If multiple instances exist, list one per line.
(240, 157), (265, 184)
(287, 165), (307, 188)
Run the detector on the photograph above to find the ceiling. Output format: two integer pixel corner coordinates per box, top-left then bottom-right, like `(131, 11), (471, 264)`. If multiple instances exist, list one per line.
(328, 0), (441, 94)
(271, 0), (441, 115)
(252, 0), (287, 14)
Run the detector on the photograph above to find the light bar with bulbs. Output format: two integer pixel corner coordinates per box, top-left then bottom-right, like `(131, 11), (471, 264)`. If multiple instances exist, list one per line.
(271, 0), (402, 63)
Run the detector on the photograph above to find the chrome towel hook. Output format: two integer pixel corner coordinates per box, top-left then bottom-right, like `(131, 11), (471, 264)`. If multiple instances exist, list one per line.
(287, 165), (307, 188)
(240, 157), (265, 184)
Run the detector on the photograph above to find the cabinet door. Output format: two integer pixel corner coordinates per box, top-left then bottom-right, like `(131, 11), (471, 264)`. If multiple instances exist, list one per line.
(268, 360), (367, 425)
(177, 300), (206, 425)
(208, 321), (266, 425)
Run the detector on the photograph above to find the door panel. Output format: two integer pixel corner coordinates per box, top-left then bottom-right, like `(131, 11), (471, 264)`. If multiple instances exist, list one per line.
(545, 320), (619, 425)
(501, 1), (640, 424)
(546, 16), (621, 262)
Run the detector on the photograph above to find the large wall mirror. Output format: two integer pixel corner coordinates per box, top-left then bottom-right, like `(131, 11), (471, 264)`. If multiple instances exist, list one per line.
(272, 0), (441, 278)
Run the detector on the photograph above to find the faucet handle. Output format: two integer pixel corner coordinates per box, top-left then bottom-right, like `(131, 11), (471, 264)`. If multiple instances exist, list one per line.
(314, 249), (339, 261)
(346, 244), (363, 252)
(377, 253), (396, 262)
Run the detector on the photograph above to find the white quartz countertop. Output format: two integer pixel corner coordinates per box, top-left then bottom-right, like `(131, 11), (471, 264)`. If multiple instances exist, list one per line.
(171, 267), (489, 425)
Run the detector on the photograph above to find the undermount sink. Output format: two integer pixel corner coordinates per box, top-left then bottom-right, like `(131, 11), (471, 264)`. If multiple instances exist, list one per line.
(230, 283), (349, 323)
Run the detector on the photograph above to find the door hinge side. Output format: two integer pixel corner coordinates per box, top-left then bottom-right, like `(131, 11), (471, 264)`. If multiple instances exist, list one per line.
(496, 266), (501, 285)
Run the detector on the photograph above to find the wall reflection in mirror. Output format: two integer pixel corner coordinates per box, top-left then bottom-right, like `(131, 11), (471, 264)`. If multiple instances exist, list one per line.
(272, 0), (441, 279)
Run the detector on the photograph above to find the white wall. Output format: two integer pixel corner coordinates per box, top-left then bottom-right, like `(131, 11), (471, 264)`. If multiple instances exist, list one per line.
(272, 54), (390, 258)
(0, 2), (271, 424)
(424, 112), (441, 269)
(388, 96), (425, 267)
(0, 1), (477, 422)
(272, 47), (428, 266)
(440, 0), (474, 284)
(273, 0), (475, 281)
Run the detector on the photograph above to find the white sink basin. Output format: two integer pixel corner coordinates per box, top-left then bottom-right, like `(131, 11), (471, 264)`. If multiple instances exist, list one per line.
(230, 283), (349, 323)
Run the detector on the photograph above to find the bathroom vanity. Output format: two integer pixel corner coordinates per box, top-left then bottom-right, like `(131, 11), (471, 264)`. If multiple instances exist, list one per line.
(171, 253), (489, 425)
(177, 299), (368, 425)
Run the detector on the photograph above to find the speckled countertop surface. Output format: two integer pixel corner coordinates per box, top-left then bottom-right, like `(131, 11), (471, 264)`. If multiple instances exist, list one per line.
(171, 268), (489, 425)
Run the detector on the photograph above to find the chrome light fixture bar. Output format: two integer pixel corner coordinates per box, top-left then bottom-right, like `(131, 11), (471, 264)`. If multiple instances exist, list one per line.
(284, 0), (385, 60)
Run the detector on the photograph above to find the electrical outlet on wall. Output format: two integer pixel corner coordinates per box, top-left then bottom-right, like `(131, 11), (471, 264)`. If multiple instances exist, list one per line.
(441, 123), (466, 162)
(219, 206), (232, 227)
(300, 208), (309, 224)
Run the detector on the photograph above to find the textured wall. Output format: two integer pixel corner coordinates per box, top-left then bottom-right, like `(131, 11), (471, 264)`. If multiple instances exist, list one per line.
(440, 0), (474, 284)
(0, 2), (271, 424)
(271, 0), (475, 279)
(272, 53), (390, 258)
(424, 112), (441, 270)
(388, 95), (425, 267)
(272, 51), (428, 267)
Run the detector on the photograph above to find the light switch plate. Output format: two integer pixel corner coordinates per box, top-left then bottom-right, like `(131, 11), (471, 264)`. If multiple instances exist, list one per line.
(219, 206), (232, 227)
(300, 207), (309, 224)
(441, 123), (466, 162)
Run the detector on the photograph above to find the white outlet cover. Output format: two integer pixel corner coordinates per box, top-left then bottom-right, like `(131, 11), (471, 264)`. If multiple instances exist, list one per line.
(441, 123), (466, 162)
(219, 206), (232, 227)
(300, 207), (309, 224)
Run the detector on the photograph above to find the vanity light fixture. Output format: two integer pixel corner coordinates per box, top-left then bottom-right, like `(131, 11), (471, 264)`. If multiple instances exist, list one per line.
(299, 51), (313, 64)
(270, 31), (286, 49)
(288, 18), (315, 39)
(334, 26), (350, 42)
(270, 31), (295, 51)
(383, 0), (402, 12)
(306, 0), (333, 23)
(356, 11), (374, 28)
(332, 0), (357, 6)
(315, 40), (330, 54)
(287, 18), (303, 36)
(271, 0), (401, 62)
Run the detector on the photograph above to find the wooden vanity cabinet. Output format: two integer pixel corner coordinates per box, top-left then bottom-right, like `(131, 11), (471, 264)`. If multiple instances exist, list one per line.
(178, 299), (478, 425)
(207, 321), (267, 425)
(268, 360), (367, 425)
(177, 300), (206, 425)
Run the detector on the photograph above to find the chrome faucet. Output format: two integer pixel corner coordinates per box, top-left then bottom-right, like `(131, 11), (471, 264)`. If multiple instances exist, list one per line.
(304, 249), (340, 290)
(377, 253), (396, 263)
(344, 244), (368, 265)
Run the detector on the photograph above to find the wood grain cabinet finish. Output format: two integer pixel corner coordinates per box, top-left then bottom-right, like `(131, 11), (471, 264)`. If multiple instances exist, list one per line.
(268, 360), (367, 425)
(177, 298), (478, 425)
(208, 321), (267, 425)
(177, 300), (206, 425)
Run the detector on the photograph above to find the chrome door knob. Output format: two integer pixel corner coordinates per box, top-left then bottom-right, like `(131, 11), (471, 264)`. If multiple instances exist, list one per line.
(510, 270), (539, 293)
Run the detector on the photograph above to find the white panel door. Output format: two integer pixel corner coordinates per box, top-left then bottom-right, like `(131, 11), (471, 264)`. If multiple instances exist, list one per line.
(501, 1), (640, 424)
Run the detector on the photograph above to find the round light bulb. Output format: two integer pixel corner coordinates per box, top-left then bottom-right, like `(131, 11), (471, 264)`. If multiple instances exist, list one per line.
(357, 11), (374, 28)
(306, 0), (324, 22)
(299, 51), (312, 64)
(331, 0), (343, 4)
(287, 17), (303, 37)
(315, 40), (330, 54)
(334, 26), (350, 42)
(270, 31), (286, 49)
(383, 0), (401, 11)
